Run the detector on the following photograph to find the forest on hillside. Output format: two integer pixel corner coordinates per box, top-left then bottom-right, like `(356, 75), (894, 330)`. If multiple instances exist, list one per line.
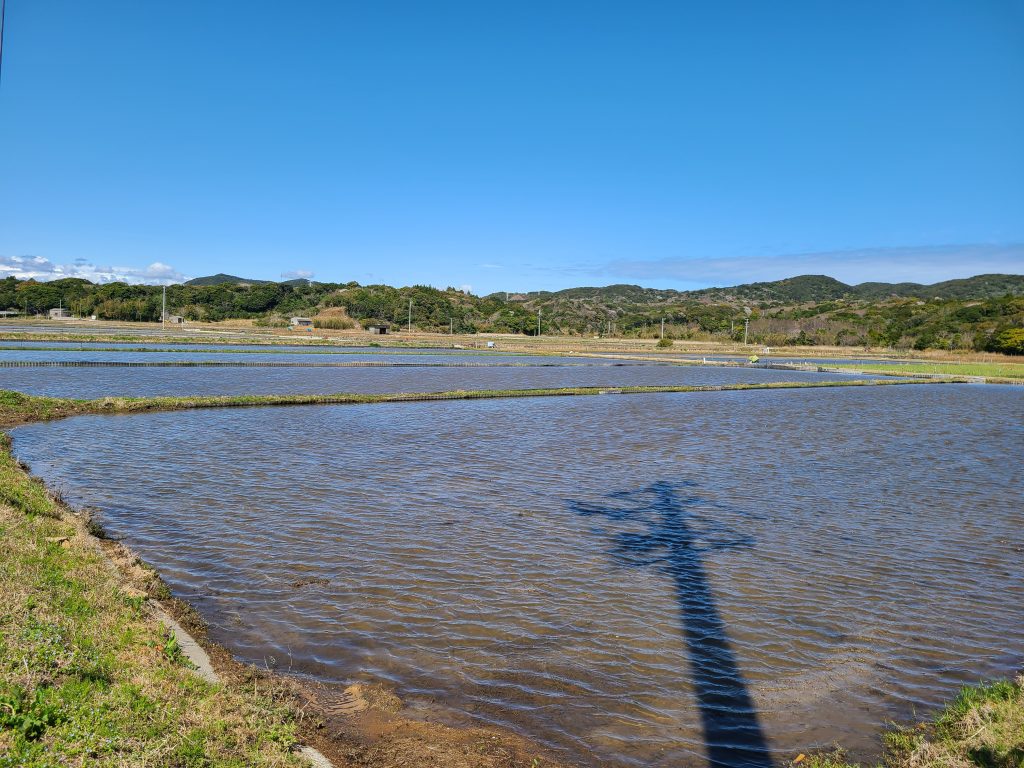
(1, 274), (1022, 354)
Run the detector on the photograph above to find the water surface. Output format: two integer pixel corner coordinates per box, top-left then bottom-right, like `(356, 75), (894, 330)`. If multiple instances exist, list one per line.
(0, 362), (861, 399)
(12, 385), (1023, 767)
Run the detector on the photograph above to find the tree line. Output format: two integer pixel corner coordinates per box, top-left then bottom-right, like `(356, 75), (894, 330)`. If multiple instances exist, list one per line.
(1, 276), (1021, 354)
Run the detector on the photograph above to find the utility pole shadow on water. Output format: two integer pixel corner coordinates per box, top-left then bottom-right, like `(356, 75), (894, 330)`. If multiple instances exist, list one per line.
(568, 480), (774, 768)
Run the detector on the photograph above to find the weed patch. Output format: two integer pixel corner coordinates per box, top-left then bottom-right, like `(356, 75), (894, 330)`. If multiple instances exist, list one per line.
(804, 675), (1024, 768)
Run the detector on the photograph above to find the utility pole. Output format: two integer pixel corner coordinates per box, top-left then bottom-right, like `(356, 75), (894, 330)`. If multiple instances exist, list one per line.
(537, 308), (541, 337)
(744, 318), (749, 345)
(162, 285), (166, 330)
(661, 318), (665, 340)
(450, 318), (453, 335)
(408, 299), (412, 333)
(0, 0), (7, 88)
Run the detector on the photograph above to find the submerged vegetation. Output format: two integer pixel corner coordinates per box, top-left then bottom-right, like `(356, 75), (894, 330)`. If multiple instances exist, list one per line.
(805, 675), (1024, 768)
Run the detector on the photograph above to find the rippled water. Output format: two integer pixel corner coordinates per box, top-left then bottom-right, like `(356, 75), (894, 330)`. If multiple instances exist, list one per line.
(0, 349), (591, 364)
(0, 361), (862, 399)
(11, 384), (1024, 767)
(0, 341), (467, 352)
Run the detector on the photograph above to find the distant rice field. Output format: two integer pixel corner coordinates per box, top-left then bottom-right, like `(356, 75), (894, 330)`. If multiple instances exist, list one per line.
(832, 362), (1024, 379)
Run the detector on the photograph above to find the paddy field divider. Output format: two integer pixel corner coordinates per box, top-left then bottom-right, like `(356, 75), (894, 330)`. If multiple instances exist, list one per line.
(0, 377), (964, 429)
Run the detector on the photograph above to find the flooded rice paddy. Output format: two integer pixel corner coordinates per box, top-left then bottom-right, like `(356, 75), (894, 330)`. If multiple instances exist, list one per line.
(0, 348), (602, 364)
(11, 383), (1024, 767)
(0, 357), (863, 399)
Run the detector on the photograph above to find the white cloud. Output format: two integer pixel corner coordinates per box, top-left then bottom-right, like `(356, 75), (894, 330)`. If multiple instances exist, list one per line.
(0, 255), (190, 285)
(602, 243), (1024, 287)
(458, 284), (472, 293)
(280, 269), (315, 280)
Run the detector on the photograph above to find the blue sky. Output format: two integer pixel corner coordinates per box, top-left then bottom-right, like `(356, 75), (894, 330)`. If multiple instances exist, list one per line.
(1, 0), (1022, 293)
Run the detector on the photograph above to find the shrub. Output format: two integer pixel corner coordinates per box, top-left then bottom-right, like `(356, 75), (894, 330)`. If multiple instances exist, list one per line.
(989, 327), (1024, 355)
(313, 307), (357, 330)
(312, 316), (355, 330)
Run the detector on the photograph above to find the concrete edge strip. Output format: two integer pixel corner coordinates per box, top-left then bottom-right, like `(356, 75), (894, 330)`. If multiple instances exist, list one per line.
(147, 601), (218, 684)
(146, 600), (336, 768)
(297, 745), (336, 768)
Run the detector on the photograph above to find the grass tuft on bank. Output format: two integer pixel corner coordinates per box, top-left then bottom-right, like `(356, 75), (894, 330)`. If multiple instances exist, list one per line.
(0, 437), (306, 767)
(804, 675), (1024, 768)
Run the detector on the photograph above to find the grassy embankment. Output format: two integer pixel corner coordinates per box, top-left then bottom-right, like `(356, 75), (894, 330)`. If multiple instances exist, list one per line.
(827, 362), (1024, 383)
(0, 433), (307, 767)
(805, 675), (1024, 768)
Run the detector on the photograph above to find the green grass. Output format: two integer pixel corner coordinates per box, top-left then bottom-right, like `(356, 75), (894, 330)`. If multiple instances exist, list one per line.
(0, 441), (305, 767)
(802, 675), (1024, 768)
(828, 362), (1024, 380)
(0, 434), (59, 518)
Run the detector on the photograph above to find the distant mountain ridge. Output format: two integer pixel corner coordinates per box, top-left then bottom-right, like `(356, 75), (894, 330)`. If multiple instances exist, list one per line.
(512, 273), (1024, 306)
(184, 273), (273, 286)
(184, 271), (1023, 302)
(686, 273), (1024, 303)
(185, 273), (314, 287)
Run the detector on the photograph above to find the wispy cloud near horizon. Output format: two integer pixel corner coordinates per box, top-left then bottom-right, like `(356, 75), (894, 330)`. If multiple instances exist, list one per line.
(0, 255), (190, 285)
(1, 243), (1020, 293)
(602, 243), (1024, 288)
(280, 269), (315, 280)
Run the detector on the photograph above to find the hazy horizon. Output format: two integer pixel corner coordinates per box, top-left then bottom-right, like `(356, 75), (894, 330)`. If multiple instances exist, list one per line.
(2, 252), (1023, 297)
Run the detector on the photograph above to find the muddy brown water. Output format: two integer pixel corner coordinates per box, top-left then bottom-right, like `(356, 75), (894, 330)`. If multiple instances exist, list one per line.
(11, 384), (1024, 767)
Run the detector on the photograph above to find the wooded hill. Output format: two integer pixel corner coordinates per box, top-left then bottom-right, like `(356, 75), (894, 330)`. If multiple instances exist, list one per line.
(2, 273), (1022, 354)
